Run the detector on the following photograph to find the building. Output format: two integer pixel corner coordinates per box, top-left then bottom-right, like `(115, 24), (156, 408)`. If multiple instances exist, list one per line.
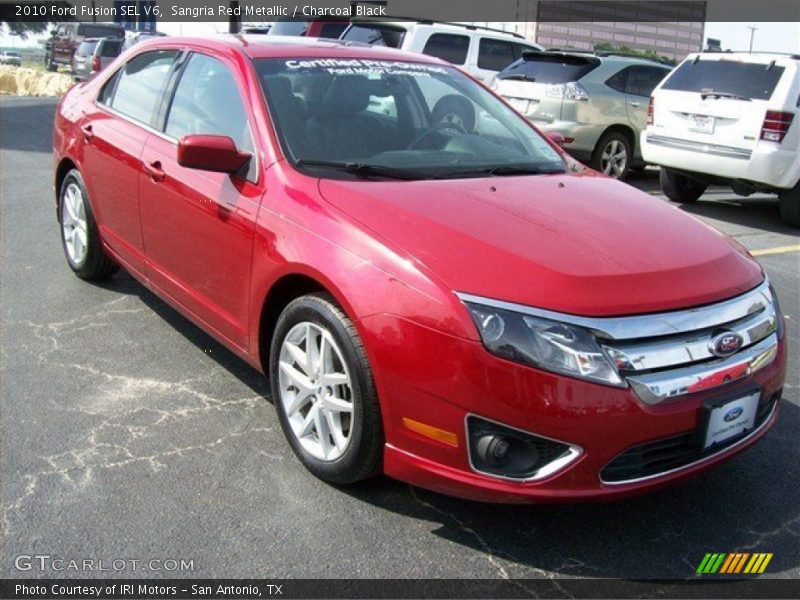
(469, 1), (706, 62)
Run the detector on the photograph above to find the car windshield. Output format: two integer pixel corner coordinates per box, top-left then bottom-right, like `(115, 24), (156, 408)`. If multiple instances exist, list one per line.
(254, 58), (566, 180)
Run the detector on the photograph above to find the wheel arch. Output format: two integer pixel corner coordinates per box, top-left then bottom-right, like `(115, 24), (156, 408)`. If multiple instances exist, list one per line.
(54, 157), (78, 216)
(257, 270), (354, 376)
(596, 123), (637, 156)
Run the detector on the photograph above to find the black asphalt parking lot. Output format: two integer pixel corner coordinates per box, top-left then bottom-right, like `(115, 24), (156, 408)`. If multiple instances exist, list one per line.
(1, 96), (798, 581)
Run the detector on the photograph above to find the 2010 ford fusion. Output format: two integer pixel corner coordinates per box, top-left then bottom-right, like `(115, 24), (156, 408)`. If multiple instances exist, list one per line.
(52, 36), (787, 502)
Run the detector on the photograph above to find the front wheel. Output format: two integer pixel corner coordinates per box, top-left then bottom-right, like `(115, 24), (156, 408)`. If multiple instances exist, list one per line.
(778, 184), (800, 227)
(659, 168), (707, 203)
(269, 293), (383, 484)
(59, 169), (118, 280)
(45, 51), (57, 72)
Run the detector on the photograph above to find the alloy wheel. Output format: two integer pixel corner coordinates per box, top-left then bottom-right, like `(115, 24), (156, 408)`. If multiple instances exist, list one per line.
(61, 182), (88, 265)
(600, 139), (628, 178)
(278, 322), (354, 461)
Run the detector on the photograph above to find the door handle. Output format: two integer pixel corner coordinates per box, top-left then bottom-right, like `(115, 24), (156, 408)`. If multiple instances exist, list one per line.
(144, 160), (165, 182)
(628, 101), (641, 108)
(80, 124), (94, 140)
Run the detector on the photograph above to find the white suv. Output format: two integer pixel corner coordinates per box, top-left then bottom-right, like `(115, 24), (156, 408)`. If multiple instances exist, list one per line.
(641, 52), (800, 227)
(340, 20), (543, 83)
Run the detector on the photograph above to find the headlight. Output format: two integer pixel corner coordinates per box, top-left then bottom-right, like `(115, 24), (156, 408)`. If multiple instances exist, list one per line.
(464, 302), (623, 386)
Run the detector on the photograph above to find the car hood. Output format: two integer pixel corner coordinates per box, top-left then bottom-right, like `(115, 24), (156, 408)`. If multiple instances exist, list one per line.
(317, 171), (762, 316)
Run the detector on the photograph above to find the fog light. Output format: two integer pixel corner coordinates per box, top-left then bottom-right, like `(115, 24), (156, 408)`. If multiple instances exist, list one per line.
(476, 434), (512, 466)
(467, 416), (580, 481)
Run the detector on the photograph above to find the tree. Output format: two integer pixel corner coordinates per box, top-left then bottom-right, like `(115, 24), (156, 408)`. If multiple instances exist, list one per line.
(2, 21), (51, 39)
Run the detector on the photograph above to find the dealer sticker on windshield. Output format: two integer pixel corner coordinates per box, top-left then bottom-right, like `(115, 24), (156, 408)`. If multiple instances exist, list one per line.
(704, 392), (759, 449)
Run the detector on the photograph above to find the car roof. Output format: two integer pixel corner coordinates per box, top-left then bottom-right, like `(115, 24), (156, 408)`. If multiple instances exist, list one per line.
(684, 51), (800, 65)
(135, 34), (453, 64)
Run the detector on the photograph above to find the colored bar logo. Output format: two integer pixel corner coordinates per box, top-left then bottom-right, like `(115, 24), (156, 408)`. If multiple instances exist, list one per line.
(696, 553), (773, 574)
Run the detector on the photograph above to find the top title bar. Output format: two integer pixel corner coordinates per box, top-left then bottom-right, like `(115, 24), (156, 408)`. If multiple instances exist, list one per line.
(0, 0), (799, 23)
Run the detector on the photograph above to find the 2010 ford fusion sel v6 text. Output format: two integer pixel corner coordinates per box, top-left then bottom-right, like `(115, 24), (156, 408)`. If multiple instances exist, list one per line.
(52, 36), (787, 502)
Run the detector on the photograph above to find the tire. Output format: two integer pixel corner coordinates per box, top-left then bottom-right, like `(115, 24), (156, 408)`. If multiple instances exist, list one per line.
(592, 131), (632, 179)
(659, 168), (708, 203)
(779, 184), (800, 227)
(58, 169), (118, 280)
(269, 293), (383, 484)
(45, 51), (57, 72)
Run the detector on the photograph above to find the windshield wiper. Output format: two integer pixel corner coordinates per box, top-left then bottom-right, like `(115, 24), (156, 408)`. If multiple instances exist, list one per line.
(443, 164), (564, 178)
(700, 91), (752, 101)
(295, 159), (429, 180)
(500, 74), (536, 82)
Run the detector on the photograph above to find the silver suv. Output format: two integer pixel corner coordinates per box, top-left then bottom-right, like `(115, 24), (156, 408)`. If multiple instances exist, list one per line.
(494, 51), (672, 179)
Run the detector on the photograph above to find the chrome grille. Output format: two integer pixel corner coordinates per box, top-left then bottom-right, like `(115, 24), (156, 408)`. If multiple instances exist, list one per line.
(598, 281), (779, 404)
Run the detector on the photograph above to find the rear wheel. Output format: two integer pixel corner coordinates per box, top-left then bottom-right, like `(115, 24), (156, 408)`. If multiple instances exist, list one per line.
(592, 131), (632, 179)
(659, 168), (707, 203)
(778, 184), (800, 227)
(269, 293), (383, 484)
(59, 169), (118, 280)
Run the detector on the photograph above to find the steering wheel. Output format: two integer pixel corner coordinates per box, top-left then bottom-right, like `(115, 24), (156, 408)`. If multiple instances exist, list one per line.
(407, 121), (468, 150)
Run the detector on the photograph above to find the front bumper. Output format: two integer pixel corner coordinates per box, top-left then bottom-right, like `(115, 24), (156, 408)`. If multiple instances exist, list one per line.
(360, 314), (786, 503)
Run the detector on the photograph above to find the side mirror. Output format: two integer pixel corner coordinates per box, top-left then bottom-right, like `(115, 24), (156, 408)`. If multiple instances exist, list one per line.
(545, 132), (573, 147)
(177, 135), (251, 174)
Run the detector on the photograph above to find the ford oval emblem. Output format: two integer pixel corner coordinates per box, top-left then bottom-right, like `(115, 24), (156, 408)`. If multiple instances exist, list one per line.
(709, 331), (745, 357)
(724, 406), (744, 422)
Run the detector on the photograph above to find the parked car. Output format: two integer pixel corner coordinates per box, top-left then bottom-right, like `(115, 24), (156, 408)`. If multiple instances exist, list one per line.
(267, 19), (350, 39)
(72, 37), (124, 81)
(642, 51), (800, 227)
(45, 22), (125, 72)
(0, 51), (22, 66)
(340, 20), (543, 83)
(53, 37), (786, 502)
(494, 50), (672, 179)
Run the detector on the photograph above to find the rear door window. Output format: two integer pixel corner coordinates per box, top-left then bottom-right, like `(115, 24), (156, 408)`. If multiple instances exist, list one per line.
(422, 33), (470, 65)
(625, 66), (670, 97)
(605, 65), (670, 96)
(107, 50), (178, 126)
(498, 54), (599, 83)
(477, 38), (517, 72)
(340, 24), (406, 48)
(661, 60), (785, 100)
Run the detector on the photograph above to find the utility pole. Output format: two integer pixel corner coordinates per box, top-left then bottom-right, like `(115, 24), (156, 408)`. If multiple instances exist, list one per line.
(747, 25), (758, 52)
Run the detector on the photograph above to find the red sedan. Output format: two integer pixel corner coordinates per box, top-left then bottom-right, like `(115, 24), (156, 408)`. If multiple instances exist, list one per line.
(52, 36), (787, 502)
